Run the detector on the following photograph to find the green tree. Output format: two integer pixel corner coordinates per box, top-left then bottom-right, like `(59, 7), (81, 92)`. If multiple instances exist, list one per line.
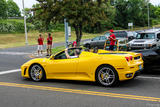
(115, 0), (149, 28)
(114, 0), (129, 28)
(148, 4), (158, 25)
(155, 7), (160, 19)
(0, 0), (7, 19)
(7, 0), (21, 17)
(35, 0), (106, 46)
(83, 1), (116, 33)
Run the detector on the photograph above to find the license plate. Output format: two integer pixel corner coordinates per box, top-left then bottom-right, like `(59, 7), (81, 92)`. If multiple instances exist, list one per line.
(139, 65), (142, 70)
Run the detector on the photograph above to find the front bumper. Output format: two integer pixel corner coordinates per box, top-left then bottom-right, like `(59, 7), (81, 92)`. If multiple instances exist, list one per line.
(133, 68), (143, 78)
(21, 65), (30, 78)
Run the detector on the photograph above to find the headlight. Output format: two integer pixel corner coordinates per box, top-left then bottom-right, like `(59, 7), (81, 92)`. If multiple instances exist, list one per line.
(146, 44), (152, 47)
(126, 44), (130, 47)
(119, 41), (125, 44)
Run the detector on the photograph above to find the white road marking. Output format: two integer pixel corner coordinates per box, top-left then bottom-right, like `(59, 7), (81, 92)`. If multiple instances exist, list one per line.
(0, 52), (31, 55)
(0, 69), (21, 75)
(137, 76), (160, 80)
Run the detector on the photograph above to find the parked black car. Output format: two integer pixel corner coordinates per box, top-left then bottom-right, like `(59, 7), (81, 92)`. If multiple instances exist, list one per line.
(132, 48), (160, 73)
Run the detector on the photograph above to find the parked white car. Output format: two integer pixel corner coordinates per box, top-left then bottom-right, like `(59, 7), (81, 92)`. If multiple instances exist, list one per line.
(127, 29), (160, 50)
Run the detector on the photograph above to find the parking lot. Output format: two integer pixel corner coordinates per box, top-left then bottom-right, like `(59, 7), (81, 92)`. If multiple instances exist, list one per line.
(0, 44), (160, 107)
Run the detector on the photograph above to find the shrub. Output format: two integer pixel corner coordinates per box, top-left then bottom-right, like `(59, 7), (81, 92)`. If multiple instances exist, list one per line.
(46, 23), (65, 32)
(0, 19), (34, 33)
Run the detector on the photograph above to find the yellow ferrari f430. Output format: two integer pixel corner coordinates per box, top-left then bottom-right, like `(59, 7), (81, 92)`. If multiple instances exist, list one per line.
(21, 48), (143, 86)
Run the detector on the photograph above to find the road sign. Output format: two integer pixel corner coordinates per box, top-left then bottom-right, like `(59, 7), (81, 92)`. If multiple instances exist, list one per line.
(68, 26), (71, 37)
(64, 19), (69, 48)
(128, 23), (133, 27)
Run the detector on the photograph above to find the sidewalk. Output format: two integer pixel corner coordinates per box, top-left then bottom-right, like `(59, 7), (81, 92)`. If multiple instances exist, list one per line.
(29, 51), (50, 58)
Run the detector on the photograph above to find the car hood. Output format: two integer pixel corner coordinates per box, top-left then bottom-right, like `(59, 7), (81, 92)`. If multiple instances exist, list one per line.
(116, 38), (127, 41)
(83, 40), (92, 44)
(22, 58), (48, 66)
(128, 39), (155, 44)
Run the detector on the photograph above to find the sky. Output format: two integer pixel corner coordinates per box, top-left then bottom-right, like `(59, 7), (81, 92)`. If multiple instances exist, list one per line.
(13, 0), (37, 11)
(13, 0), (160, 11)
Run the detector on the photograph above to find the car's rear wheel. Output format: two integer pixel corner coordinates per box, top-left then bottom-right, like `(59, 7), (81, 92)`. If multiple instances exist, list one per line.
(96, 65), (119, 87)
(29, 64), (46, 82)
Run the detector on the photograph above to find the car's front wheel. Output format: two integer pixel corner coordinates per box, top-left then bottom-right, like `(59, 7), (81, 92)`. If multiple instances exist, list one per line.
(96, 65), (119, 87)
(29, 64), (46, 82)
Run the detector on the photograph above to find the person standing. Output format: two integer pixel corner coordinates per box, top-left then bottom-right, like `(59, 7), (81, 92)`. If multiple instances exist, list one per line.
(37, 34), (44, 56)
(109, 29), (116, 51)
(46, 33), (53, 56)
(72, 41), (77, 47)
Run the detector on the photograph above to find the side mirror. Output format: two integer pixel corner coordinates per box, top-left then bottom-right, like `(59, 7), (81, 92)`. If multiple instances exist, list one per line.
(156, 38), (159, 42)
(50, 55), (54, 60)
(157, 35), (160, 40)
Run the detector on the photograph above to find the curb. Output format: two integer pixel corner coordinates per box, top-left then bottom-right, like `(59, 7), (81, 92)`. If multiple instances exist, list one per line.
(28, 51), (50, 59)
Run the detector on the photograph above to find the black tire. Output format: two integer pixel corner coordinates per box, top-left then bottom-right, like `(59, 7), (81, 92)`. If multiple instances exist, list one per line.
(127, 47), (131, 51)
(29, 64), (46, 82)
(86, 44), (91, 49)
(95, 65), (119, 87)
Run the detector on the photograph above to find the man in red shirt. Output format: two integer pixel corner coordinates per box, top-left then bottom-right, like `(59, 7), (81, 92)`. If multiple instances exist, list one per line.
(47, 33), (53, 56)
(109, 29), (116, 50)
(37, 34), (44, 56)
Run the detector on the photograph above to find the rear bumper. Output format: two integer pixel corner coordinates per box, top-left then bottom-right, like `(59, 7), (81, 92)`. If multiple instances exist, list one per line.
(117, 62), (143, 81)
(133, 68), (143, 78)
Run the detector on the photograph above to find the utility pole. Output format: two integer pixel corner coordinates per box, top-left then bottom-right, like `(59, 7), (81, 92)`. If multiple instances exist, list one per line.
(147, 1), (150, 28)
(22, 0), (28, 46)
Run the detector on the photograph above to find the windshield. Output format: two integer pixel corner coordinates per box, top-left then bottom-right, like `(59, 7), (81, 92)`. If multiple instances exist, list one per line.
(113, 32), (127, 38)
(104, 32), (110, 37)
(105, 32), (127, 38)
(136, 33), (155, 39)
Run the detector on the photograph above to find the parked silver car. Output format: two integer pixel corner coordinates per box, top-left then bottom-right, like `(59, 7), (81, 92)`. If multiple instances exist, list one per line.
(83, 35), (107, 49)
(83, 31), (128, 50)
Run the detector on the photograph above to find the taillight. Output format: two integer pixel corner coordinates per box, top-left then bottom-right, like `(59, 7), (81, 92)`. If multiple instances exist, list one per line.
(129, 56), (133, 60)
(125, 57), (130, 62)
(140, 53), (143, 58)
(125, 56), (132, 62)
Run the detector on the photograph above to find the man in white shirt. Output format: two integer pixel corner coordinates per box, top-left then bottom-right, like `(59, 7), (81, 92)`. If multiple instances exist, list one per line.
(65, 48), (80, 59)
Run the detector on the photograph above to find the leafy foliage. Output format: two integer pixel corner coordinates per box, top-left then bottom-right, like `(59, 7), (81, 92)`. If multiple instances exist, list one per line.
(0, 0), (7, 19)
(7, 0), (21, 17)
(114, 0), (149, 28)
(34, 0), (107, 46)
(0, 19), (34, 33)
(0, 0), (21, 18)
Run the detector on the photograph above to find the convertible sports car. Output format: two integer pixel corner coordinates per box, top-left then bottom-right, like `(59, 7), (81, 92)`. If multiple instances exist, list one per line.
(21, 48), (143, 86)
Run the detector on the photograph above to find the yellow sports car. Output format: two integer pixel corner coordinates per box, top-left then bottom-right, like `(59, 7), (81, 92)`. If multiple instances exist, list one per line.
(21, 48), (143, 86)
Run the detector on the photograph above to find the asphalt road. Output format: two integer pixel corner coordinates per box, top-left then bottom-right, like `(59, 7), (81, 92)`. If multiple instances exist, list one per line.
(0, 43), (160, 107)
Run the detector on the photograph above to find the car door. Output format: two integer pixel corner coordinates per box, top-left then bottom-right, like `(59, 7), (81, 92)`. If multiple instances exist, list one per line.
(46, 50), (78, 80)
(157, 33), (160, 48)
(75, 52), (96, 81)
(99, 36), (107, 49)
(90, 36), (100, 48)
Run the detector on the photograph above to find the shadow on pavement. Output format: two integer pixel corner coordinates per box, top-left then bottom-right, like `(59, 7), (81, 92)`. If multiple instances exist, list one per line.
(22, 77), (142, 88)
